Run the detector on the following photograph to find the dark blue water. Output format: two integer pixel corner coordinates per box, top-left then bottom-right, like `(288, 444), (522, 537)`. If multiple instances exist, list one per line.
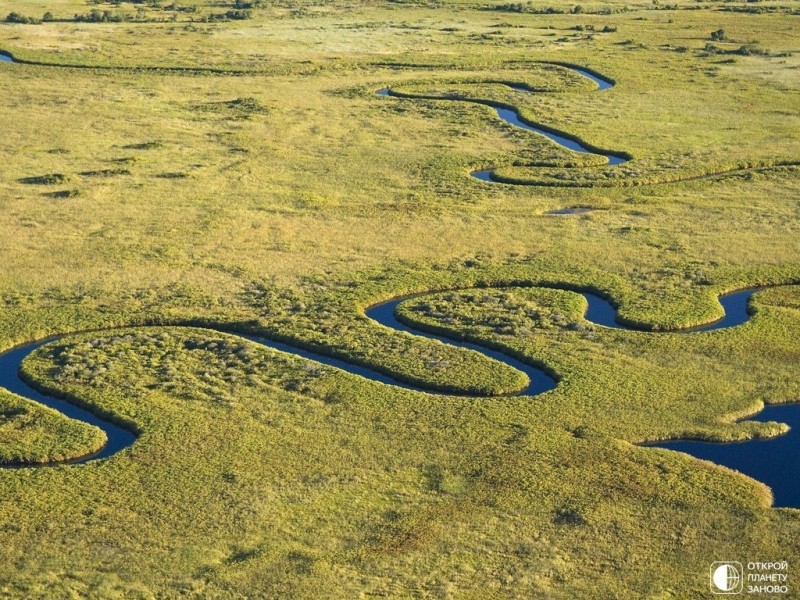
(363, 288), (759, 394)
(358, 289), (757, 400)
(364, 287), (800, 508)
(2, 286), (797, 508)
(507, 66), (613, 92)
(693, 288), (756, 332)
(0, 328), (474, 469)
(546, 207), (593, 215)
(582, 288), (757, 332)
(0, 287), (765, 468)
(0, 54), (793, 504)
(650, 404), (800, 508)
(471, 170), (494, 182)
(568, 66), (614, 91)
(376, 64), (629, 181)
(0, 339), (135, 466)
(583, 292), (620, 328)
(242, 334), (466, 395)
(365, 298), (557, 396)
(493, 106), (628, 166)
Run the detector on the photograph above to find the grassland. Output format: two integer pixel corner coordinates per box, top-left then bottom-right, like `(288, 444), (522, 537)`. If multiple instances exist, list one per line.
(0, 0), (799, 597)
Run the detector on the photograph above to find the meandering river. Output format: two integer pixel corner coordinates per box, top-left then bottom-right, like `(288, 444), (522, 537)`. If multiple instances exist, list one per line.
(5, 285), (798, 508)
(1, 56), (797, 507)
(378, 63), (629, 183)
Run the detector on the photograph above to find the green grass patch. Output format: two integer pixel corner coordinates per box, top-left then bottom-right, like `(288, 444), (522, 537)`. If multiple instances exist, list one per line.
(0, 1), (798, 596)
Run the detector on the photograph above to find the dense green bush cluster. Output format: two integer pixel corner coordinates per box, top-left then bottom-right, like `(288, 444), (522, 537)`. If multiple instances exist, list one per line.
(76, 9), (129, 22)
(8, 0), (262, 25)
(5, 12), (41, 24)
(489, 2), (622, 14)
(79, 168), (131, 177)
(208, 9), (252, 21)
(400, 288), (592, 339)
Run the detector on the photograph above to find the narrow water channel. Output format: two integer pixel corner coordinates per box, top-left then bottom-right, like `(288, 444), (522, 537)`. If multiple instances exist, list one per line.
(4, 287), (785, 498)
(377, 63), (628, 182)
(1, 54), (795, 509)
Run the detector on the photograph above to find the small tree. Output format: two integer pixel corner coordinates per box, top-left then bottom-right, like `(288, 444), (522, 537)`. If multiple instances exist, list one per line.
(710, 29), (726, 41)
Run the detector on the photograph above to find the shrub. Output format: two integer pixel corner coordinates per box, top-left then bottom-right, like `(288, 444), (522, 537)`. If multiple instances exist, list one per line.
(225, 9), (252, 20)
(18, 174), (68, 185)
(74, 9), (125, 23)
(123, 141), (162, 150)
(79, 169), (131, 177)
(6, 12), (41, 24)
(44, 189), (81, 199)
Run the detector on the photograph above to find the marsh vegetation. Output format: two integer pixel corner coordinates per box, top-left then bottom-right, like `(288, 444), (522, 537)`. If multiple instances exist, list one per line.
(0, 0), (798, 597)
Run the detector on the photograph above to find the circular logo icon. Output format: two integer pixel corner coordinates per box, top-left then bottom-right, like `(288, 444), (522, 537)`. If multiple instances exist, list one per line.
(711, 562), (743, 594)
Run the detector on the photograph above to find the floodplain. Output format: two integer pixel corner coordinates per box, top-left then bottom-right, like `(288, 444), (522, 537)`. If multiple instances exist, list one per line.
(0, 0), (799, 597)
